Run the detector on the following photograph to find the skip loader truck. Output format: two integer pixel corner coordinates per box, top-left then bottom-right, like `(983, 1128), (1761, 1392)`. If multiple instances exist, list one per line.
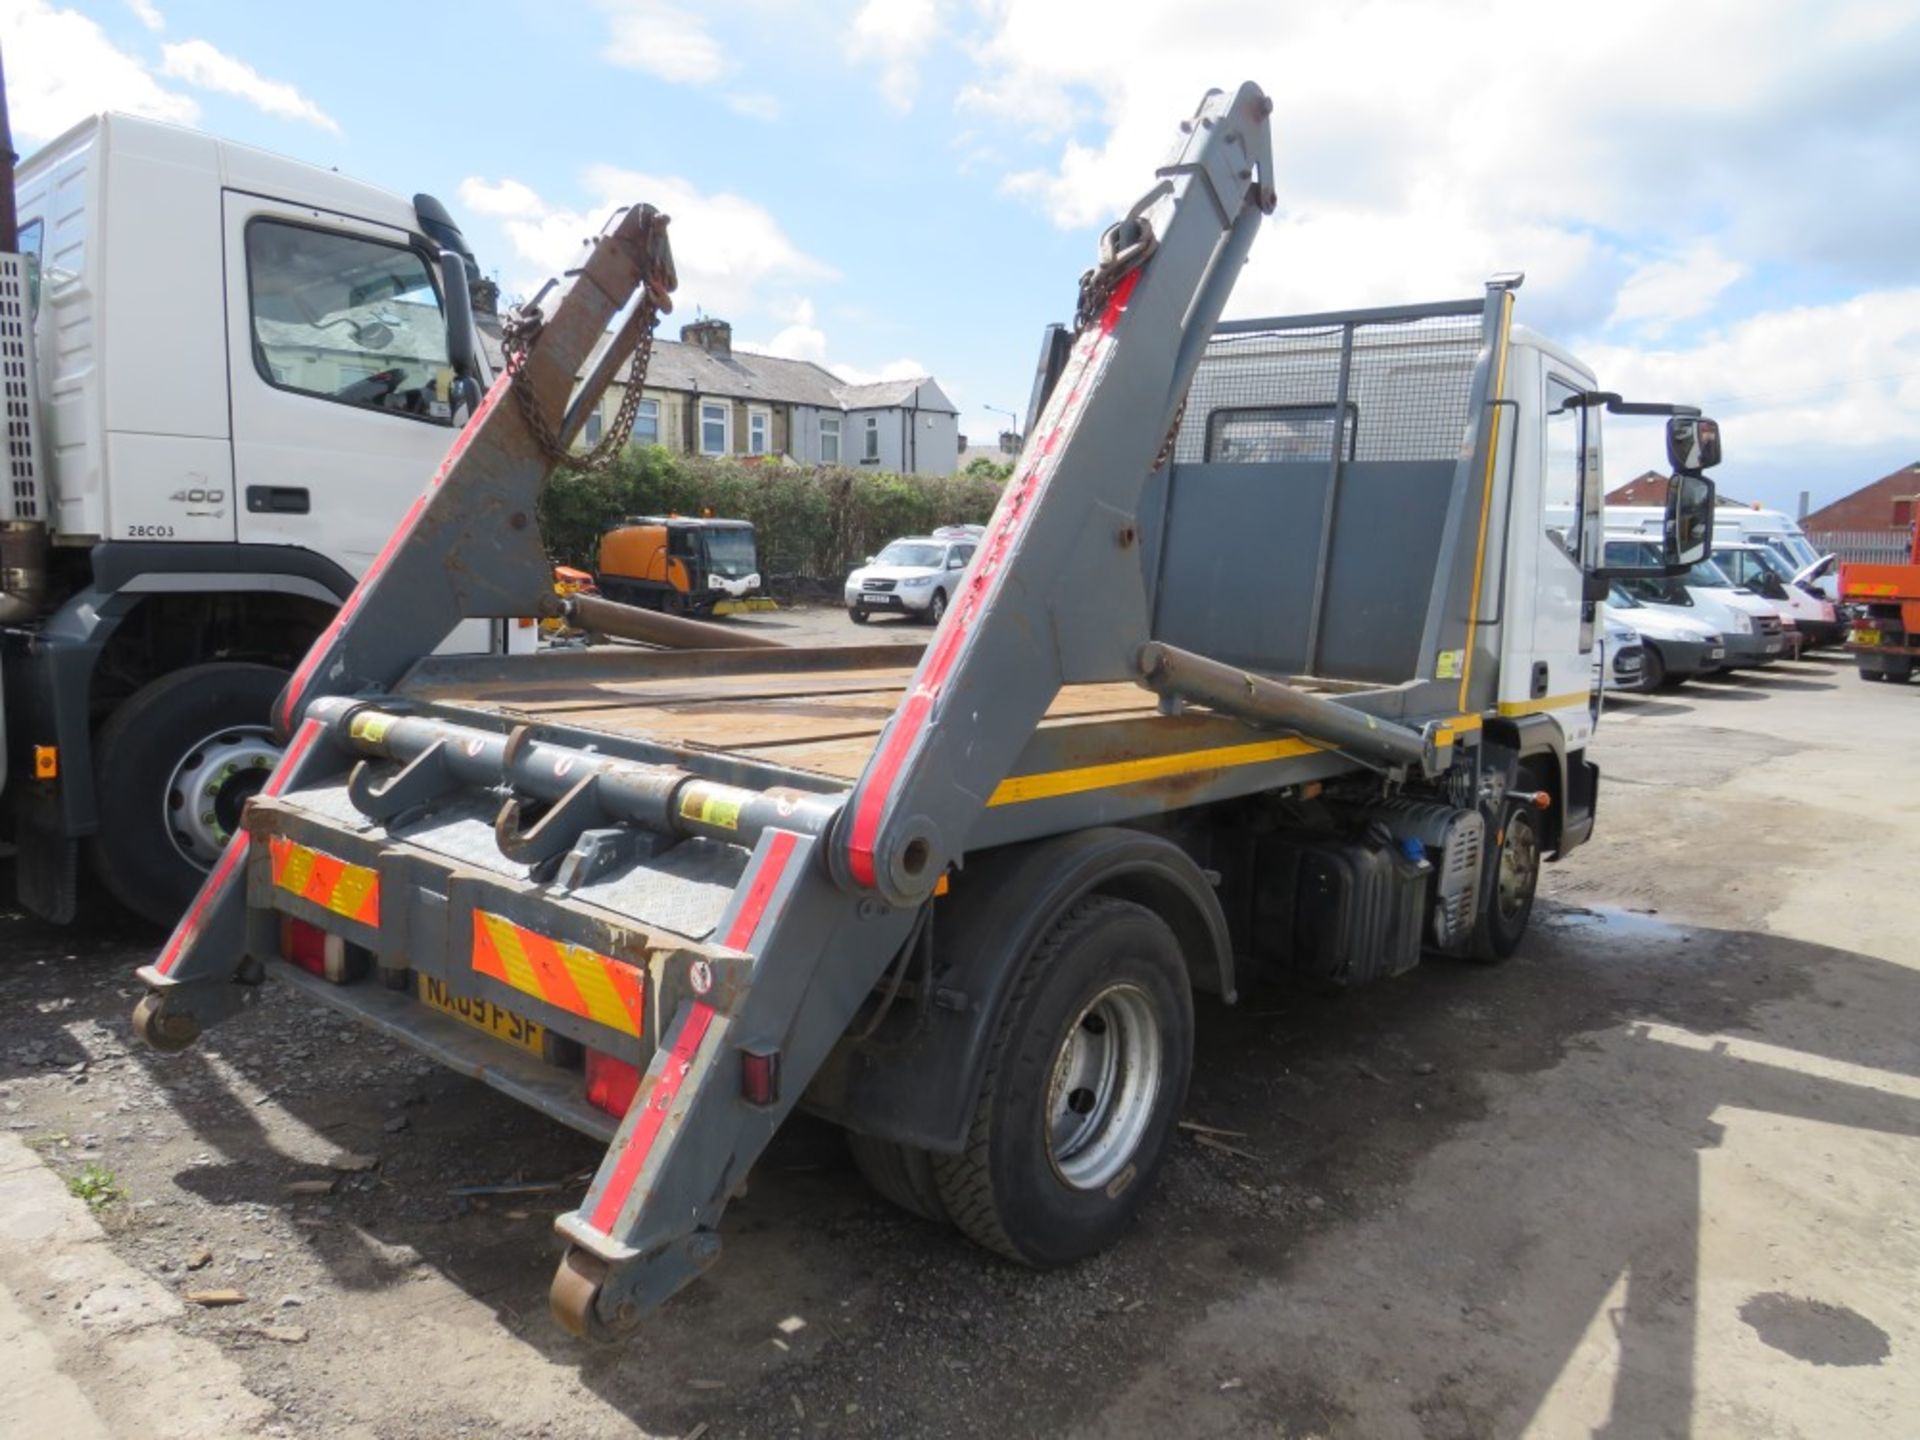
(128, 84), (1723, 1340)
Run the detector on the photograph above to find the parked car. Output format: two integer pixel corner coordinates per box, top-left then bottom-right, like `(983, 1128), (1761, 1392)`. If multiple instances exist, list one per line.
(1604, 536), (1788, 669)
(1599, 616), (1647, 692)
(1713, 540), (1842, 648)
(844, 527), (981, 624)
(1603, 585), (1725, 689)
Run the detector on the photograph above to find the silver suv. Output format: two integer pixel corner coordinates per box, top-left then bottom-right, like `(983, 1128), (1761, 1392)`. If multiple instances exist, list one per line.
(844, 525), (982, 625)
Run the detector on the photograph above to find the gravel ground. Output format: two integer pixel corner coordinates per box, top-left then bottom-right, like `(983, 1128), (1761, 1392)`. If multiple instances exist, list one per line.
(1, 633), (1913, 1438)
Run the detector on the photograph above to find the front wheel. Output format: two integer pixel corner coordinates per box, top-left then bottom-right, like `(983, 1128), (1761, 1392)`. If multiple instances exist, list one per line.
(91, 662), (289, 929)
(925, 588), (948, 625)
(848, 606), (871, 625)
(1639, 644), (1667, 692)
(1469, 803), (1541, 963)
(933, 896), (1193, 1267)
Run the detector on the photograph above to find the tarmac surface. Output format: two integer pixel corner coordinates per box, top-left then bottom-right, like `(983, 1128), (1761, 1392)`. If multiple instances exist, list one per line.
(1, 620), (1913, 1439)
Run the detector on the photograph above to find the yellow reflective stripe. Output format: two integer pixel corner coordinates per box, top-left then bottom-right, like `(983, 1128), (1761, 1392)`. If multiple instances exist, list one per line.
(326, 865), (377, 921)
(1496, 691), (1589, 717)
(561, 944), (641, 1036)
(274, 841), (314, 896)
(987, 736), (1324, 806)
(479, 911), (542, 998)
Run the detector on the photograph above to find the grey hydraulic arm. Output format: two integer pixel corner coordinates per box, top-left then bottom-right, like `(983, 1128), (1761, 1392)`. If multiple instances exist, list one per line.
(837, 83), (1276, 905)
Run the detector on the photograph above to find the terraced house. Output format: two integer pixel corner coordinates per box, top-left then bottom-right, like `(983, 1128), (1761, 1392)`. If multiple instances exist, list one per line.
(574, 319), (961, 476)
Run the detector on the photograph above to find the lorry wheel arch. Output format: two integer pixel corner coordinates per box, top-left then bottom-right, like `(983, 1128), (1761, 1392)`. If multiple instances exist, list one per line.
(811, 826), (1231, 1156)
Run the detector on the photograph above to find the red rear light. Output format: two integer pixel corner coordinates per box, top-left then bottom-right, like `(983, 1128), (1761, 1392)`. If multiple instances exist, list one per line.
(281, 916), (329, 976)
(585, 1049), (642, 1118)
(741, 1049), (779, 1106)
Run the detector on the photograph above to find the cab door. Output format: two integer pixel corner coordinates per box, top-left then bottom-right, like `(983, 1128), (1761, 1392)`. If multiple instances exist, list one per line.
(1522, 371), (1600, 730)
(223, 194), (459, 577)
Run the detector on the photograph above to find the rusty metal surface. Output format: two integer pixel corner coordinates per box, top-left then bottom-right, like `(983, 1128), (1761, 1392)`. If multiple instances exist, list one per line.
(553, 592), (785, 651)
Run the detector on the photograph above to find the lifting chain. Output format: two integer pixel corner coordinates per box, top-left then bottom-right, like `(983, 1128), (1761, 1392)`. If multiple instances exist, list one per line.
(1072, 182), (1167, 335)
(501, 212), (670, 472)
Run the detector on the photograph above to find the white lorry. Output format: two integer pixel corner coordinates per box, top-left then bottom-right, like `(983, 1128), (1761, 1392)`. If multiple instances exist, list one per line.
(1, 111), (499, 926)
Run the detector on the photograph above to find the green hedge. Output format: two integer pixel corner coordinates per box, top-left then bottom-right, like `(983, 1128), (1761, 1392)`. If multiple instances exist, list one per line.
(540, 448), (1011, 584)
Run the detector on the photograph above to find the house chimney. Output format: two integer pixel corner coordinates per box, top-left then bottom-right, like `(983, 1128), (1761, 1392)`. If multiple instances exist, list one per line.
(680, 318), (732, 357)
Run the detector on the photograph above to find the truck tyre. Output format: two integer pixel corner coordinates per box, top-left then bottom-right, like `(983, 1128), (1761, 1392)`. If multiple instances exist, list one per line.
(1469, 804), (1541, 963)
(847, 1134), (948, 1224)
(933, 896), (1193, 1267)
(91, 662), (289, 930)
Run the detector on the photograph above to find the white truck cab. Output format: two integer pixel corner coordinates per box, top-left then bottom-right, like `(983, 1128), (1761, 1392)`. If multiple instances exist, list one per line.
(2, 113), (500, 925)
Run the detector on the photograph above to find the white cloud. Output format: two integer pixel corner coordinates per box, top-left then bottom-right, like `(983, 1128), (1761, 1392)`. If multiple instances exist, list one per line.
(458, 168), (834, 318)
(1609, 243), (1749, 336)
(965, 1), (1920, 336)
(849, 0), (941, 111)
(726, 91), (781, 122)
(160, 38), (340, 134)
(458, 177), (546, 220)
(598, 0), (728, 84)
(737, 298), (928, 387)
(124, 0), (163, 30)
(1587, 290), (1920, 481)
(0, 0), (197, 142)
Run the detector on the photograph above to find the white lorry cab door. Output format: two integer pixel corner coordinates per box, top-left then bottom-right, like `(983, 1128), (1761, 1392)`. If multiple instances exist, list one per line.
(1520, 370), (1600, 738)
(223, 193), (460, 577)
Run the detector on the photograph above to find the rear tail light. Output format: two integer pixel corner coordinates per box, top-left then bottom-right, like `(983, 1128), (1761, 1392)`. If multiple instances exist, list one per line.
(585, 1049), (642, 1118)
(741, 1049), (780, 1107)
(279, 917), (366, 984)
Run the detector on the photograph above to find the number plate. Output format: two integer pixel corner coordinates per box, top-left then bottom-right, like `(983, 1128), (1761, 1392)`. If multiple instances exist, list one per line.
(1852, 628), (1883, 646)
(417, 975), (544, 1055)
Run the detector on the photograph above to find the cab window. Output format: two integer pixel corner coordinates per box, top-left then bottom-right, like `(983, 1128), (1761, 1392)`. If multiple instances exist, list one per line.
(1543, 378), (1586, 562)
(245, 220), (451, 422)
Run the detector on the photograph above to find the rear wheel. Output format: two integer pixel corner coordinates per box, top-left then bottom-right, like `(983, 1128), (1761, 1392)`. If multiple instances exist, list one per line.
(92, 662), (289, 929)
(1469, 804), (1541, 963)
(848, 1134), (948, 1224)
(933, 896), (1192, 1267)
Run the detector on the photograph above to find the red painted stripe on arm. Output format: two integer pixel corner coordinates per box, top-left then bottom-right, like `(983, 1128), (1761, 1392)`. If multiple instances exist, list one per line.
(843, 271), (1143, 886)
(722, 830), (798, 951)
(587, 999), (717, 1234)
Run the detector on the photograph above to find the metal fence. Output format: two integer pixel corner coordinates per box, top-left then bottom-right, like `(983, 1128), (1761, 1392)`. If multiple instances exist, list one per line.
(1806, 529), (1913, 565)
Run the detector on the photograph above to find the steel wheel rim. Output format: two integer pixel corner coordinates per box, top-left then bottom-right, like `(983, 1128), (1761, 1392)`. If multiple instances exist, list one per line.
(1497, 815), (1539, 922)
(1045, 982), (1164, 1191)
(164, 725), (281, 869)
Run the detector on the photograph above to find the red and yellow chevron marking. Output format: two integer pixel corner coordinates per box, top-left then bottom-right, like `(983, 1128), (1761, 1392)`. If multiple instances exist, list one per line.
(470, 911), (645, 1038)
(268, 835), (380, 925)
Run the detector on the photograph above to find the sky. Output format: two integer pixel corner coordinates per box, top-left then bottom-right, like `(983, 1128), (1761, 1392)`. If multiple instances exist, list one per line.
(4, 0), (1919, 515)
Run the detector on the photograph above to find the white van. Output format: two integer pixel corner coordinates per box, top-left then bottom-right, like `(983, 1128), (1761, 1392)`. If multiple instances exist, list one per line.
(1713, 541), (1841, 647)
(1607, 504), (1833, 598)
(1603, 535), (1788, 668)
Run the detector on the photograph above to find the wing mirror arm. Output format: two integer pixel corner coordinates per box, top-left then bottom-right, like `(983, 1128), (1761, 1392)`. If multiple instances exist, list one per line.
(1563, 394), (1723, 586)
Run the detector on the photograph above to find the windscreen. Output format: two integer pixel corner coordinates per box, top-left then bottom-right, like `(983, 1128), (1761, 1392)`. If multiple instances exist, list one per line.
(877, 541), (944, 568)
(702, 527), (758, 577)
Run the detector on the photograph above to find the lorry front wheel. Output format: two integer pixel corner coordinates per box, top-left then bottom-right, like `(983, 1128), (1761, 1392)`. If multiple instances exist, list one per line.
(92, 662), (289, 929)
(934, 896), (1193, 1267)
(1469, 804), (1541, 963)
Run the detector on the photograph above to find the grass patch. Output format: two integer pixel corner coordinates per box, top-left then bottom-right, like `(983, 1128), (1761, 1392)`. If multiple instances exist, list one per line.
(66, 1163), (124, 1211)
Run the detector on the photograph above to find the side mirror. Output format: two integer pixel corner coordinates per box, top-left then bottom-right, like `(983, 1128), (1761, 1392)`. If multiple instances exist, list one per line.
(439, 249), (480, 412)
(1664, 469), (1715, 569)
(1667, 415), (1722, 473)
